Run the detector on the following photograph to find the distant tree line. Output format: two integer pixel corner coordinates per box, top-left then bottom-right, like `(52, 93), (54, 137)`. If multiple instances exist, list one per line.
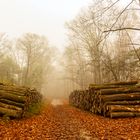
(0, 33), (54, 91)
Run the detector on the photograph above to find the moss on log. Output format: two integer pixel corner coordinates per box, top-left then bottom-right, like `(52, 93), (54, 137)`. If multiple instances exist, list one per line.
(0, 91), (26, 103)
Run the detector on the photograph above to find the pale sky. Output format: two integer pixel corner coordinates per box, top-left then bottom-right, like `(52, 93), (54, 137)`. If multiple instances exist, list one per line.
(0, 0), (92, 49)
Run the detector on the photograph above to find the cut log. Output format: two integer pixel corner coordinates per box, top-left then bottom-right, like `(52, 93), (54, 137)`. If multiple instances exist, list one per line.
(0, 91), (26, 103)
(98, 93), (140, 115)
(0, 99), (24, 108)
(0, 89), (26, 96)
(104, 100), (140, 107)
(0, 85), (28, 95)
(0, 106), (22, 118)
(69, 81), (140, 118)
(89, 81), (138, 87)
(108, 105), (140, 112)
(0, 83), (42, 119)
(103, 101), (140, 116)
(101, 93), (140, 103)
(107, 81), (138, 85)
(110, 112), (140, 118)
(0, 102), (22, 111)
(89, 85), (125, 90)
(99, 87), (140, 95)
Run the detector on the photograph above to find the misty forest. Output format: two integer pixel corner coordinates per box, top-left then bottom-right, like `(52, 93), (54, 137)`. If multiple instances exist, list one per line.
(0, 0), (140, 139)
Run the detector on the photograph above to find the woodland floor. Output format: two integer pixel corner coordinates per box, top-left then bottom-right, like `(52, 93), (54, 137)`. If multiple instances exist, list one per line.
(0, 99), (140, 140)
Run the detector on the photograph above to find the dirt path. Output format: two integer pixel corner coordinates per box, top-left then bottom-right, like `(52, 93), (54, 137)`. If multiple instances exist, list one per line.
(0, 100), (140, 140)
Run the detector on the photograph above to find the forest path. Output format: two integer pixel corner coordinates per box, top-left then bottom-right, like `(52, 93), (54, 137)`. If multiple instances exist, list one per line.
(0, 99), (140, 140)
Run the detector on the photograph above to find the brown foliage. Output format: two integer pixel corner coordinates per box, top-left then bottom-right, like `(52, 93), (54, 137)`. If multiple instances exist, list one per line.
(0, 102), (140, 139)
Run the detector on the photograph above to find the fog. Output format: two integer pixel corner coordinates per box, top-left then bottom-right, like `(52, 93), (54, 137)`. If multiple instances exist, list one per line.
(0, 0), (140, 100)
(0, 0), (92, 49)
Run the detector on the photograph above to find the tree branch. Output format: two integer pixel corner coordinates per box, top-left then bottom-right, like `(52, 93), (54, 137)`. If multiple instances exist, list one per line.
(103, 27), (140, 33)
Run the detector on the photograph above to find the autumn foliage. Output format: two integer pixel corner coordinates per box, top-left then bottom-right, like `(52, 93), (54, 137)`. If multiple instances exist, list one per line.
(0, 101), (140, 139)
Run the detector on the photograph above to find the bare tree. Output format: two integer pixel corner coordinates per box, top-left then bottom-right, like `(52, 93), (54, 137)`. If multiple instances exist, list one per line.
(64, 0), (140, 88)
(17, 33), (52, 90)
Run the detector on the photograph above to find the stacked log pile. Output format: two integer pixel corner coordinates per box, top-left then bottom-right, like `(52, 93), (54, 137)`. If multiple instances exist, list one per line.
(0, 83), (42, 118)
(69, 90), (92, 111)
(69, 81), (140, 118)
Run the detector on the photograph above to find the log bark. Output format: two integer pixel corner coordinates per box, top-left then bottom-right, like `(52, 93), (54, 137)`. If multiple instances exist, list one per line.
(110, 112), (140, 118)
(89, 81), (138, 87)
(0, 99), (24, 108)
(104, 101), (140, 107)
(89, 85), (123, 90)
(69, 81), (140, 118)
(99, 87), (140, 95)
(0, 102), (22, 111)
(101, 93), (140, 103)
(0, 85), (28, 94)
(0, 89), (26, 96)
(103, 101), (140, 116)
(0, 106), (22, 118)
(107, 81), (138, 85)
(0, 84), (42, 119)
(108, 105), (140, 112)
(0, 91), (26, 103)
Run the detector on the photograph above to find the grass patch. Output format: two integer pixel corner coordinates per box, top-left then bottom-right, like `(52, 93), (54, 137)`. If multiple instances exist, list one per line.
(24, 102), (43, 118)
